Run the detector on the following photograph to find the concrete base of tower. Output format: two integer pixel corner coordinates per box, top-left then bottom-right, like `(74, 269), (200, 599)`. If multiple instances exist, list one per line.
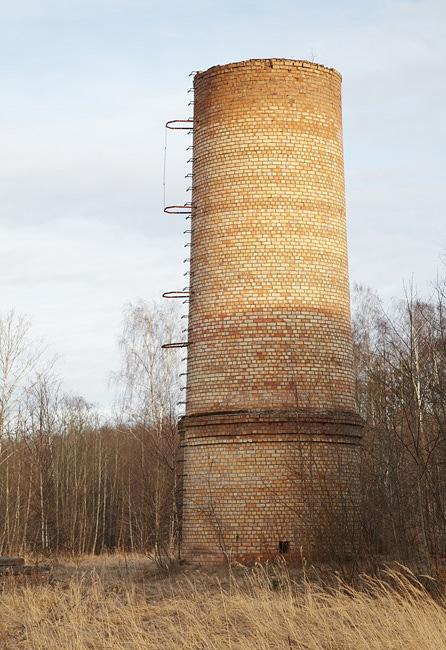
(179, 409), (364, 565)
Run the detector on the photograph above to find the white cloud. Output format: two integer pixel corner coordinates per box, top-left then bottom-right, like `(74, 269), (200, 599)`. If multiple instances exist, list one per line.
(0, 0), (445, 407)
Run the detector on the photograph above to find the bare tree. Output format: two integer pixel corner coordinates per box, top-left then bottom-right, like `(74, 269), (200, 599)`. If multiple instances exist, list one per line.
(0, 310), (45, 451)
(113, 300), (182, 562)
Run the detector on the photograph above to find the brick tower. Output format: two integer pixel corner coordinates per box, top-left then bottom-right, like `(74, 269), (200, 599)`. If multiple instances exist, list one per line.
(179, 59), (363, 563)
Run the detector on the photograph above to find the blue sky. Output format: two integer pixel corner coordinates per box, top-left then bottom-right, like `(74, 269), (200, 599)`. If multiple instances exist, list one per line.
(0, 0), (445, 409)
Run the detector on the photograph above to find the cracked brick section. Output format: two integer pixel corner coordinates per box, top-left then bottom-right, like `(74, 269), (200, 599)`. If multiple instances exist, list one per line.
(179, 59), (363, 564)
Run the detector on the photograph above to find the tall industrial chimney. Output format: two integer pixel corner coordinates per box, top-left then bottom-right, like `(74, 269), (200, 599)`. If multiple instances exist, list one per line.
(178, 59), (363, 563)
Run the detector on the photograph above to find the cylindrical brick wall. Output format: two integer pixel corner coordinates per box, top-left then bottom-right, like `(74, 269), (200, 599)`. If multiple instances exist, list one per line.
(180, 59), (363, 564)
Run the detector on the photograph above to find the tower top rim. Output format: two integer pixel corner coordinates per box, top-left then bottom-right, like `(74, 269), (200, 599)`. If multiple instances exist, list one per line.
(194, 58), (342, 82)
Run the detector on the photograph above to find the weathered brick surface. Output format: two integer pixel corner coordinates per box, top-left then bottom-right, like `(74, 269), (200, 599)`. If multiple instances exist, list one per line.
(180, 59), (363, 563)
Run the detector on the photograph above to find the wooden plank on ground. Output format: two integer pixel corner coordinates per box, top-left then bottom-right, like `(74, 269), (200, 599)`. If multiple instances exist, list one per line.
(0, 557), (24, 566)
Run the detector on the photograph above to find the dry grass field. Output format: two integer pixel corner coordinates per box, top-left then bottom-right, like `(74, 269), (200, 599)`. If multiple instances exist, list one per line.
(0, 554), (445, 649)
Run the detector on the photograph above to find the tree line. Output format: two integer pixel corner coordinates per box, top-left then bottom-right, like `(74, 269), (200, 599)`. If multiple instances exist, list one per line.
(0, 304), (181, 559)
(0, 277), (445, 567)
(354, 279), (446, 566)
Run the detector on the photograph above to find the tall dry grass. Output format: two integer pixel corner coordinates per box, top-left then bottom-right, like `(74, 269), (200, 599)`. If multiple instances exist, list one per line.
(0, 557), (445, 649)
